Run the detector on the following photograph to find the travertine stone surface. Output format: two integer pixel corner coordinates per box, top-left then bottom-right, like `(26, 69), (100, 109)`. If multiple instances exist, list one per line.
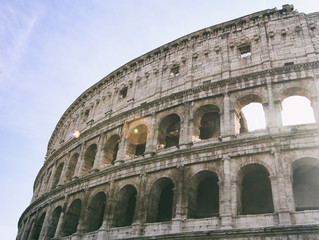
(17, 5), (319, 240)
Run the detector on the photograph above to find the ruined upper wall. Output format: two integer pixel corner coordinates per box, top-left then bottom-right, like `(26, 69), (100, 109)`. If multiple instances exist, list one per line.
(46, 5), (319, 160)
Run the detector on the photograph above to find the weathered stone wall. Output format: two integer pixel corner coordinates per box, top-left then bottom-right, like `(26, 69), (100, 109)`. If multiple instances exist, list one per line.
(17, 5), (319, 240)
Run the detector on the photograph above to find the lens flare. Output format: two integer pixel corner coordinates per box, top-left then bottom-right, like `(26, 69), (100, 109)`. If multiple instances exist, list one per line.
(73, 130), (80, 138)
(133, 128), (139, 134)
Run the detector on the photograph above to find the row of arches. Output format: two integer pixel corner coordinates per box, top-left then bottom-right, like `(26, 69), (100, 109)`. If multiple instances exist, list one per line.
(35, 88), (317, 197)
(27, 158), (319, 239)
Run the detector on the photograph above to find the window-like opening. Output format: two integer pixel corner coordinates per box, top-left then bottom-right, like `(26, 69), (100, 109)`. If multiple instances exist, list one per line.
(85, 192), (106, 233)
(158, 114), (180, 148)
(238, 44), (251, 58)
(46, 206), (62, 239)
(30, 212), (46, 240)
(170, 65), (180, 77)
(65, 153), (79, 181)
(188, 171), (219, 218)
(51, 163), (64, 189)
(193, 105), (220, 141)
(62, 199), (82, 236)
(84, 109), (90, 118)
(81, 144), (97, 175)
(147, 178), (175, 223)
(293, 158), (319, 211)
(102, 135), (120, 166)
(241, 103), (266, 131)
(281, 96), (315, 126)
(126, 124), (149, 157)
(235, 95), (266, 134)
(113, 185), (137, 227)
(120, 86), (128, 99)
(199, 112), (220, 139)
(239, 164), (274, 214)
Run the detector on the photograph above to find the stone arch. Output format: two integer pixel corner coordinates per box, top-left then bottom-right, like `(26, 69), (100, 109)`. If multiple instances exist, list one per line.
(234, 94), (265, 133)
(81, 144), (97, 175)
(126, 124), (149, 157)
(280, 87), (316, 126)
(193, 104), (220, 141)
(62, 198), (82, 236)
(292, 157), (319, 211)
(45, 206), (62, 239)
(146, 177), (175, 223)
(158, 113), (181, 148)
(64, 153), (79, 181)
(237, 163), (274, 215)
(51, 162), (64, 189)
(113, 185), (137, 227)
(84, 191), (107, 232)
(102, 134), (120, 166)
(30, 212), (46, 240)
(188, 170), (219, 218)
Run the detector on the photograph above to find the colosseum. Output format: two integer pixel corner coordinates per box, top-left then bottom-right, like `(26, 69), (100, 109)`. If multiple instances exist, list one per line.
(17, 4), (319, 240)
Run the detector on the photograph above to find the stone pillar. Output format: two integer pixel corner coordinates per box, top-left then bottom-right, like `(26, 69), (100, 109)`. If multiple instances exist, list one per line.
(221, 92), (231, 136)
(59, 153), (70, 185)
(220, 155), (233, 229)
(102, 181), (117, 229)
(73, 143), (86, 177)
(174, 165), (185, 219)
(54, 198), (68, 238)
(38, 205), (52, 240)
(75, 192), (90, 234)
(311, 96), (319, 123)
(19, 216), (31, 240)
(144, 114), (157, 157)
(179, 102), (192, 149)
(134, 172), (148, 225)
(47, 163), (57, 191)
(114, 135), (127, 164)
(265, 79), (282, 132)
(92, 133), (105, 170)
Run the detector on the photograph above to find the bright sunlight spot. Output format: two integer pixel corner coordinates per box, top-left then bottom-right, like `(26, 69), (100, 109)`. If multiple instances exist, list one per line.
(281, 96), (315, 126)
(241, 103), (266, 131)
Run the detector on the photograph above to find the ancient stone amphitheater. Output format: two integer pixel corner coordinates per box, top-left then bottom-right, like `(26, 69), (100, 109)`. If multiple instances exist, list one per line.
(17, 5), (319, 240)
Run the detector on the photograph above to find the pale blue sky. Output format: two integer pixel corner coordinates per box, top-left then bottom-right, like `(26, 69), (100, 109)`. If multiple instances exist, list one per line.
(1, 1), (318, 238)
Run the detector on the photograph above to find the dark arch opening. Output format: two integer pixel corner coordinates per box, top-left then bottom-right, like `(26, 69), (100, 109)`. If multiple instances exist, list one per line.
(158, 114), (180, 148)
(81, 144), (97, 175)
(147, 178), (175, 223)
(199, 112), (220, 139)
(65, 153), (79, 181)
(188, 171), (219, 218)
(85, 192), (107, 232)
(46, 206), (62, 239)
(113, 185), (137, 227)
(293, 158), (319, 211)
(102, 134), (120, 166)
(30, 212), (46, 240)
(62, 199), (82, 236)
(240, 164), (274, 214)
(51, 163), (64, 189)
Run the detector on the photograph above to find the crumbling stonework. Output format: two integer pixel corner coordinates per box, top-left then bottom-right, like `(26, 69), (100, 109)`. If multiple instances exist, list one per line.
(17, 5), (319, 240)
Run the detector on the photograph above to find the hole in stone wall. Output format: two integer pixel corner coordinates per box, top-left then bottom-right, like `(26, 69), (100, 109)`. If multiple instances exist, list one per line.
(30, 212), (46, 240)
(170, 66), (180, 77)
(241, 102), (266, 132)
(293, 158), (319, 211)
(102, 135), (120, 166)
(62, 199), (82, 236)
(46, 206), (61, 239)
(158, 114), (180, 148)
(65, 153), (79, 181)
(81, 144), (97, 175)
(281, 96), (315, 126)
(238, 45), (251, 58)
(199, 112), (220, 140)
(51, 163), (64, 189)
(85, 192), (107, 232)
(120, 86), (128, 99)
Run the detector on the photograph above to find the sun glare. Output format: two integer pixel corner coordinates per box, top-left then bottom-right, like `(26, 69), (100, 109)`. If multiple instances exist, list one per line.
(281, 96), (315, 126)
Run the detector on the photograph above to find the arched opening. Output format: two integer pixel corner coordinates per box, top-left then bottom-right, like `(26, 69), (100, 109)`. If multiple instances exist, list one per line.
(30, 212), (46, 240)
(235, 95), (266, 133)
(51, 163), (64, 189)
(193, 105), (220, 141)
(281, 95), (315, 126)
(85, 192), (106, 232)
(65, 153), (79, 181)
(126, 124), (148, 157)
(102, 134), (120, 166)
(113, 185), (137, 227)
(46, 206), (61, 239)
(239, 164), (274, 214)
(158, 114), (180, 148)
(62, 199), (82, 236)
(188, 171), (219, 218)
(293, 158), (319, 211)
(147, 178), (174, 223)
(81, 144), (97, 175)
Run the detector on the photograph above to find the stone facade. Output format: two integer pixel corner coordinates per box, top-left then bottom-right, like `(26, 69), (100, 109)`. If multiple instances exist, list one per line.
(17, 5), (319, 240)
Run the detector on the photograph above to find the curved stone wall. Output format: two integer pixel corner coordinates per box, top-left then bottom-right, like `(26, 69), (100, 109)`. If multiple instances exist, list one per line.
(17, 5), (319, 240)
